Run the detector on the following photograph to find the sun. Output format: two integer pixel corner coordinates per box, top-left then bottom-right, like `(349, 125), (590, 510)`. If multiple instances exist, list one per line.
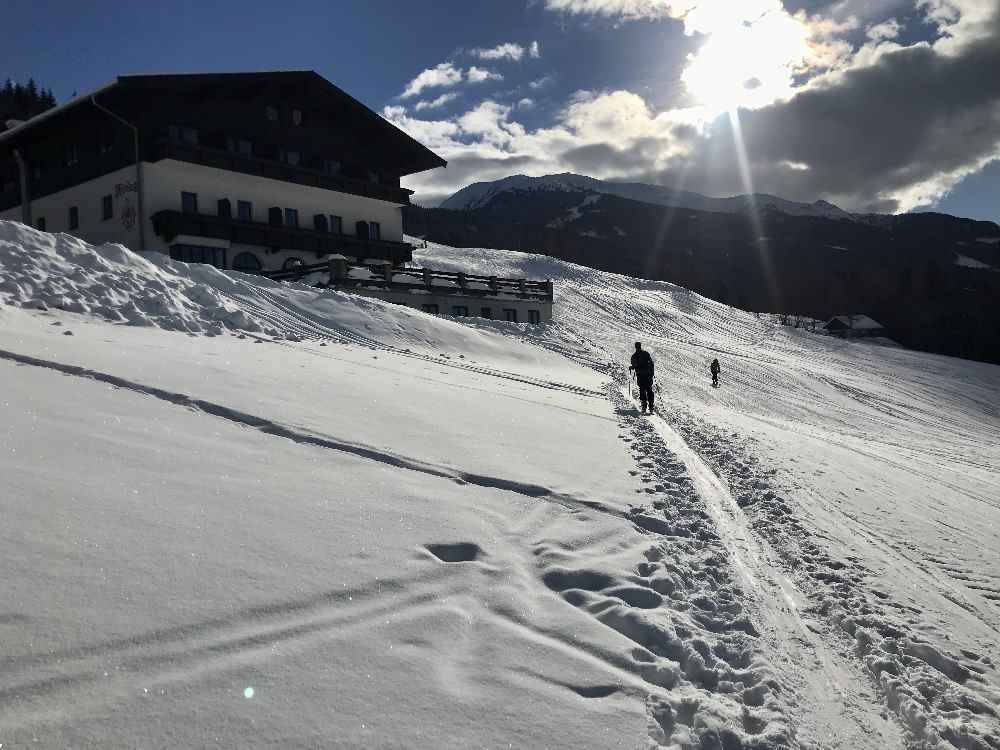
(680, 6), (815, 116)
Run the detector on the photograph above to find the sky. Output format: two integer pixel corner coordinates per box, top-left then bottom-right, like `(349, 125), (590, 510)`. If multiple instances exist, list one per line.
(3, 0), (999, 222)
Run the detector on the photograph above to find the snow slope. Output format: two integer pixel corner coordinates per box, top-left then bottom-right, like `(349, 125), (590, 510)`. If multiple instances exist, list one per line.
(2, 220), (999, 748)
(440, 173), (858, 222)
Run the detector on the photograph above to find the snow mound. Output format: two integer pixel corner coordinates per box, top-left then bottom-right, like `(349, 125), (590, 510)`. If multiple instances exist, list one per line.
(0, 221), (263, 335)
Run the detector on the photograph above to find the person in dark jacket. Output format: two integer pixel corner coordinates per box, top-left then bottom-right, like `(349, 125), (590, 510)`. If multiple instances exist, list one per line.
(710, 358), (720, 387)
(629, 342), (655, 414)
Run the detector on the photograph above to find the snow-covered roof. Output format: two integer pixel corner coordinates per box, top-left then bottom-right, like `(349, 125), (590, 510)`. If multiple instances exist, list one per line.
(824, 314), (885, 330)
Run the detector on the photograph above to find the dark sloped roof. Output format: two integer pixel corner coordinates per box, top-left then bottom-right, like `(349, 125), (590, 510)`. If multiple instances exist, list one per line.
(1, 71), (446, 176)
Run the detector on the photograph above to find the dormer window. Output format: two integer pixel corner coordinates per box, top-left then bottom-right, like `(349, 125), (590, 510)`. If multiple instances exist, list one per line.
(265, 105), (278, 122)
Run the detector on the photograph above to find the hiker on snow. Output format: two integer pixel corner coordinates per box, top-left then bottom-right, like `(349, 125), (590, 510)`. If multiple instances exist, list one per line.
(629, 342), (655, 414)
(711, 358), (720, 387)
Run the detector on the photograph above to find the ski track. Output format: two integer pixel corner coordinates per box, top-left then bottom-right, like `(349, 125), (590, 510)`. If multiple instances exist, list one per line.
(656, 406), (1000, 749)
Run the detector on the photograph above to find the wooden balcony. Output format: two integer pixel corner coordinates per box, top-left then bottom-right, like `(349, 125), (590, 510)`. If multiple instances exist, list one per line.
(151, 210), (413, 264)
(152, 141), (413, 205)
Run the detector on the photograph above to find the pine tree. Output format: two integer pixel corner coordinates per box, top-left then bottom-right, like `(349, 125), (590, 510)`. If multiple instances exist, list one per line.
(0, 78), (58, 129)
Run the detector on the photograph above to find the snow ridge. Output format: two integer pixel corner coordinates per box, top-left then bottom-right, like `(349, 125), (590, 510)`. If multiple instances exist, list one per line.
(0, 221), (264, 334)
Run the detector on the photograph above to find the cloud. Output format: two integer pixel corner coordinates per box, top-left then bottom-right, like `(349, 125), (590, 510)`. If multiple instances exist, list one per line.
(471, 42), (526, 61)
(529, 76), (555, 90)
(866, 17), (901, 40)
(529, 41), (541, 58)
(542, 0), (674, 20)
(518, 98), (536, 109)
(467, 66), (504, 83)
(390, 0), (1000, 216)
(400, 62), (463, 99)
(415, 92), (461, 111)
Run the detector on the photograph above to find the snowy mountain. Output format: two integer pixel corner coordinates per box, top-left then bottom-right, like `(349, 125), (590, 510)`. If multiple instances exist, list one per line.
(439, 172), (858, 221)
(407, 193), (1000, 363)
(2, 219), (1000, 748)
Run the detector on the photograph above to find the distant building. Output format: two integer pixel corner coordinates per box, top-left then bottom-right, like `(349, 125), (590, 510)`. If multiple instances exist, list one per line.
(0, 71), (445, 273)
(822, 315), (886, 338)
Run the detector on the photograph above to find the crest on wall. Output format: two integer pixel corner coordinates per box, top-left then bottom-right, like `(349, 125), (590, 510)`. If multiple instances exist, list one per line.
(120, 197), (137, 230)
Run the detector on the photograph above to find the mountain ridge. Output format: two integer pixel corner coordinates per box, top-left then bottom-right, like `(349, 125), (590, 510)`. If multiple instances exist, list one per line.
(439, 172), (859, 222)
(405, 186), (1000, 363)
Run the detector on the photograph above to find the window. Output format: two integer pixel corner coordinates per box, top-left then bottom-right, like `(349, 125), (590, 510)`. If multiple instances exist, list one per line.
(265, 105), (278, 121)
(480, 307), (493, 319)
(232, 252), (263, 273)
(452, 305), (469, 317)
(421, 304), (439, 314)
(284, 208), (299, 228)
(292, 108), (303, 126)
(171, 126), (199, 145)
(238, 139), (253, 157)
(283, 149), (301, 166)
(69, 206), (79, 230)
(102, 194), (113, 220)
(313, 214), (329, 232)
(65, 145), (79, 167)
(217, 198), (232, 219)
(369, 221), (381, 241)
(181, 191), (198, 214)
(329, 215), (343, 234)
(503, 308), (518, 322)
(283, 257), (305, 270)
(324, 159), (341, 175)
(170, 244), (227, 269)
(36, 217), (46, 231)
(528, 310), (541, 324)
(237, 200), (253, 221)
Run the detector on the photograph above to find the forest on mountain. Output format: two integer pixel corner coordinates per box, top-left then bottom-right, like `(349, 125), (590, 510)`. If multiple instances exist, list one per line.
(0, 79), (57, 128)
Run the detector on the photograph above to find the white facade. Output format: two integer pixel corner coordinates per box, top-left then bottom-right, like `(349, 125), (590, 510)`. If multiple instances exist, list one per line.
(1, 159), (407, 271)
(347, 287), (553, 324)
(0, 164), (143, 249)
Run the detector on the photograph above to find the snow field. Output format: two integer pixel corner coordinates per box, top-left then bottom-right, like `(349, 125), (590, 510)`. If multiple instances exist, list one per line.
(413, 239), (1000, 748)
(2, 223), (999, 747)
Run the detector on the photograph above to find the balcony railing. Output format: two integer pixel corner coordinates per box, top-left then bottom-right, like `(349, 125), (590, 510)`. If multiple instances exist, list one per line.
(264, 260), (555, 302)
(152, 141), (413, 205)
(151, 210), (413, 264)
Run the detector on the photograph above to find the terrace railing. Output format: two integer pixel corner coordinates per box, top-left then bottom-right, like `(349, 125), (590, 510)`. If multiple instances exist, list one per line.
(264, 260), (554, 302)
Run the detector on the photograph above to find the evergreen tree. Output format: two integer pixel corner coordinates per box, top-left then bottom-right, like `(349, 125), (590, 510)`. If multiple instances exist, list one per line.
(0, 78), (58, 129)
